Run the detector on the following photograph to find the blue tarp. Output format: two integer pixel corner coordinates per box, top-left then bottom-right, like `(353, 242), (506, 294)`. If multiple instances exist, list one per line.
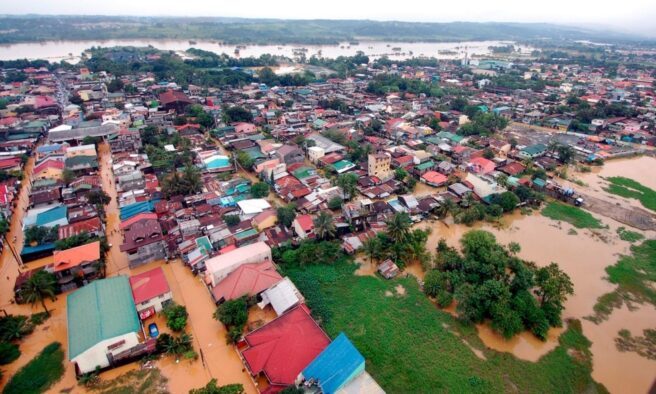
(119, 199), (160, 221)
(302, 333), (365, 394)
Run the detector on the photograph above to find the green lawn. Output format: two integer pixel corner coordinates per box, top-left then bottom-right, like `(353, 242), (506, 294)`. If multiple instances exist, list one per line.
(3, 342), (64, 394)
(541, 201), (604, 229)
(590, 240), (656, 323)
(285, 262), (606, 393)
(604, 177), (656, 212)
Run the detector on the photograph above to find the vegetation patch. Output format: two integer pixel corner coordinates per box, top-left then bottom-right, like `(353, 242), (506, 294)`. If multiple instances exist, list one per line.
(3, 342), (65, 394)
(616, 227), (644, 243)
(615, 328), (656, 360)
(284, 261), (605, 393)
(88, 367), (169, 394)
(541, 201), (604, 229)
(604, 176), (656, 212)
(589, 240), (656, 323)
(190, 379), (244, 394)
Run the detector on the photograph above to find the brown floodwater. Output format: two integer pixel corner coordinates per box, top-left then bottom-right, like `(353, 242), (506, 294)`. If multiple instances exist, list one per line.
(414, 195), (656, 392)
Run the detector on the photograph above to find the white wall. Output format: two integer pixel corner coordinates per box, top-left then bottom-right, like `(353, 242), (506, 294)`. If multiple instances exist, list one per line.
(136, 291), (173, 313)
(72, 332), (140, 374)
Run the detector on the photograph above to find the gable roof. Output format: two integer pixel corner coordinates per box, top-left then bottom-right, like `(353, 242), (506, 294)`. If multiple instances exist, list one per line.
(35, 205), (67, 226)
(67, 276), (140, 360)
(129, 267), (171, 305)
(58, 217), (102, 239)
(53, 241), (100, 272)
(302, 333), (366, 394)
(241, 304), (330, 387)
(211, 260), (282, 302)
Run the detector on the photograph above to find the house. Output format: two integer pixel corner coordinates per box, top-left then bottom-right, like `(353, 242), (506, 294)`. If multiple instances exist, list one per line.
(33, 158), (65, 180)
(237, 199), (272, 217)
(35, 205), (68, 228)
(298, 333), (384, 394)
(66, 144), (97, 158)
(120, 213), (166, 268)
(421, 171), (448, 187)
(65, 155), (99, 173)
(159, 90), (192, 113)
(67, 276), (147, 374)
(53, 241), (101, 291)
(58, 217), (103, 239)
(378, 259), (399, 279)
(518, 144), (547, 160)
(293, 214), (314, 239)
(211, 260), (282, 303)
(367, 153), (391, 180)
(251, 209), (277, 231)
(468, 157), (496, 175)
(129, 267), (173, 320)
(276, 145), (305, 165)
(205, 241), (272, 287)
(257, 277), (304, 316)
(240, 304), (331, 392)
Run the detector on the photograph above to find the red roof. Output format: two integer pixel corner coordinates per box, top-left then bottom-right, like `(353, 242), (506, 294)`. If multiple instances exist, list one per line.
(295, 214), (314, 232)
(468, 157), (495, 174)
(52, 241), (100, 272)
(129, 267), (171, 304)
(211, 261), (282, 302)
(58, 217), (102, 239)
(241, 305), (330, 387)
(35, 95), (57, 109)
(0, 157), (21, 170)
(120, 212), (158, 230)
(34, 159), (64, 174)
(159, 90), (191, 106)
(421, 171), (448, 185)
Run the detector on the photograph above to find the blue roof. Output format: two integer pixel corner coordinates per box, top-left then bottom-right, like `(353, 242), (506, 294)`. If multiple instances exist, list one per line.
(120, 199), (159, 221)
(35, 206), (67, 226)
(20, 242), (55, 256)
(37, 144), (63, 153)
(302, 333), (365, 394)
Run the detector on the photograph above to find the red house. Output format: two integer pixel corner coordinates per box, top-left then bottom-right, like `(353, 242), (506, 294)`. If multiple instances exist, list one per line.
(239, 304), (330, 393)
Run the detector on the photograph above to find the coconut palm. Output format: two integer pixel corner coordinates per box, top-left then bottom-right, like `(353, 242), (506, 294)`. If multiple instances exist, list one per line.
(21, 270), (57, 316)
(313, 211), (336, 240)
(361, 236), (382, 265)
(385, 212), (412, 243)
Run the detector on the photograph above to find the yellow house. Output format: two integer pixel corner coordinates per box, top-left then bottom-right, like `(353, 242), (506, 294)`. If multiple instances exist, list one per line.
(251, 209), (277, 231)
(33, 158), (65, 180)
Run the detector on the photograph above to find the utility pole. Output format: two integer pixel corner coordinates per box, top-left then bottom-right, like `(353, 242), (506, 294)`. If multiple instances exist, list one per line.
(3, 234), (23, 269)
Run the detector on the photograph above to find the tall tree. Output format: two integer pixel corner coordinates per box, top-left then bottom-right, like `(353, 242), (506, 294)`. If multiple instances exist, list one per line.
(21, 271), (57, 316)
(385, 212), (412, 243)
(361, 236), (383, 264)
(313, 212), (336, 240)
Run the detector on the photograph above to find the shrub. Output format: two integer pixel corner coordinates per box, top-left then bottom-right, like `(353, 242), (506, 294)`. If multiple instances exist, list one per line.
(0, 342), (20, 365)
(162, 303), (188, 332)
(214, 297), (248, 328)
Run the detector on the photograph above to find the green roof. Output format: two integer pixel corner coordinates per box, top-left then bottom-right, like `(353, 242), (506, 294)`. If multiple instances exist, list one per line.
(67, 276), (140, 360)
(521, 144), (547, 156)
(435, 131), (464, 143)
(234, 228), (258, 241)
(415, 160), (436, 171)
(65, 155), (99, 169)
(195, 236), (212, 256)
(331, 160), (355, 172)
(35, 205), (67, 226)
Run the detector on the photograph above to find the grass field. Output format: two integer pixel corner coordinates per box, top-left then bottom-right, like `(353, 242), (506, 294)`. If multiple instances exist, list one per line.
(285, 262), (606, 393)
(604, 177), (656, 212)
(541, 201), (605, 229)
(590, 240), (656, 323)
(616, 227), (645, 243)
(3, 342), (64, 394)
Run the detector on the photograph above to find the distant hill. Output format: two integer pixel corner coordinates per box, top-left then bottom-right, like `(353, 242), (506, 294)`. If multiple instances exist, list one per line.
(0, 15), (650, 45)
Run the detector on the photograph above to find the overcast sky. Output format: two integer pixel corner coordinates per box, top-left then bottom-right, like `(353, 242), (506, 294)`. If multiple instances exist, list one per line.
(2, 0), (656, 36)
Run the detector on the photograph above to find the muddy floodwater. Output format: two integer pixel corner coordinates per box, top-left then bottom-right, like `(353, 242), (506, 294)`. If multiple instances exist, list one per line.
(412, 196), (656, 393)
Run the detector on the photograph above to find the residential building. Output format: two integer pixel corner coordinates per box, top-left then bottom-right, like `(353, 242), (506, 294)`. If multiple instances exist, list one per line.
(367, 153), (391, 180)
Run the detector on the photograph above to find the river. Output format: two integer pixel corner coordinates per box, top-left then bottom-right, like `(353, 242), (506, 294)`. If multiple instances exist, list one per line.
(0, 39), (533, 63)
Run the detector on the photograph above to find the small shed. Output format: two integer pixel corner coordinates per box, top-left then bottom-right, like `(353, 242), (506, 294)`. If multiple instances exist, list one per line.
(378, 259), (400, 279)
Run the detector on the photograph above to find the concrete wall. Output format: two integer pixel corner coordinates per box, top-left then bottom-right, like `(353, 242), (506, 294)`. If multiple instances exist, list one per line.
(72, 332), (140, 374)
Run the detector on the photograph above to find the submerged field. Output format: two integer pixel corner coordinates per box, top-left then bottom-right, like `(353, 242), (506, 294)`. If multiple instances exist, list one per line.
(604, 176), (656, 213)
(285, 261), (606, 393)
(541, 201), (605, 229)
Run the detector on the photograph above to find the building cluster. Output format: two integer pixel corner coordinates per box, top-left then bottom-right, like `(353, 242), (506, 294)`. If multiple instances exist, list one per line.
(1, 43), (655, 391)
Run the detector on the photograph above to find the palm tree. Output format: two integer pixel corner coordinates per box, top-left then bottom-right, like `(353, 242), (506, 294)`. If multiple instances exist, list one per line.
(313, 211), (336, 240)
(361, 237), (382, 265)
(21, 270), (57, 316)
(385, 212), (412, 244)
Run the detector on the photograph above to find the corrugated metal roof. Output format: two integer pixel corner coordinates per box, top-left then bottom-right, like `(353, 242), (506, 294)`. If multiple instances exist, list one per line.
(302, 333), (365, 394)
(67, 276), (140, 360)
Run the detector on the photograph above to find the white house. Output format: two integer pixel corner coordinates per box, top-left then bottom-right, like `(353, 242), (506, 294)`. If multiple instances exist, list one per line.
(205, 241), (272, 287)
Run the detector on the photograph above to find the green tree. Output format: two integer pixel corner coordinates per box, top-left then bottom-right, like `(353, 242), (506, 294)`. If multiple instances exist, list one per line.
(336, 173), (358, 200)
(490, 191), (520, 213)
(222, 106), (253, 123)
(61, 168), (75, 185)
(250, 182), (269, 198)
(0, 342), (20, 365)
(394, 167), (408, 181)
(361, 236), (383, 265)
(190, 379), (245, 394)
(385, 212), (412, 243)
(236, 151), (255, 170)
(20, 271), (57, 316)
(313, 212), (336, 240)
(162, 303), (188, 332)
(223, 214), (240, 226)
(276, 204), (297, 228)
(327, 196), (342, 210)
(106, 78), (124, 93)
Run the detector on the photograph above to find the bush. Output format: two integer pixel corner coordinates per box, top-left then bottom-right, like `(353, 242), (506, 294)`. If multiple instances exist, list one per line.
(0, 342), (20, 365)
(0, 315), (34, 342)
(223, 214), (240, 226)
(327, 196), (343, 210)
(162, 303), (188, 332)
(250, 182), (269, 198)
(214, 297), (248, 328)
(3, 342), (64, 394)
